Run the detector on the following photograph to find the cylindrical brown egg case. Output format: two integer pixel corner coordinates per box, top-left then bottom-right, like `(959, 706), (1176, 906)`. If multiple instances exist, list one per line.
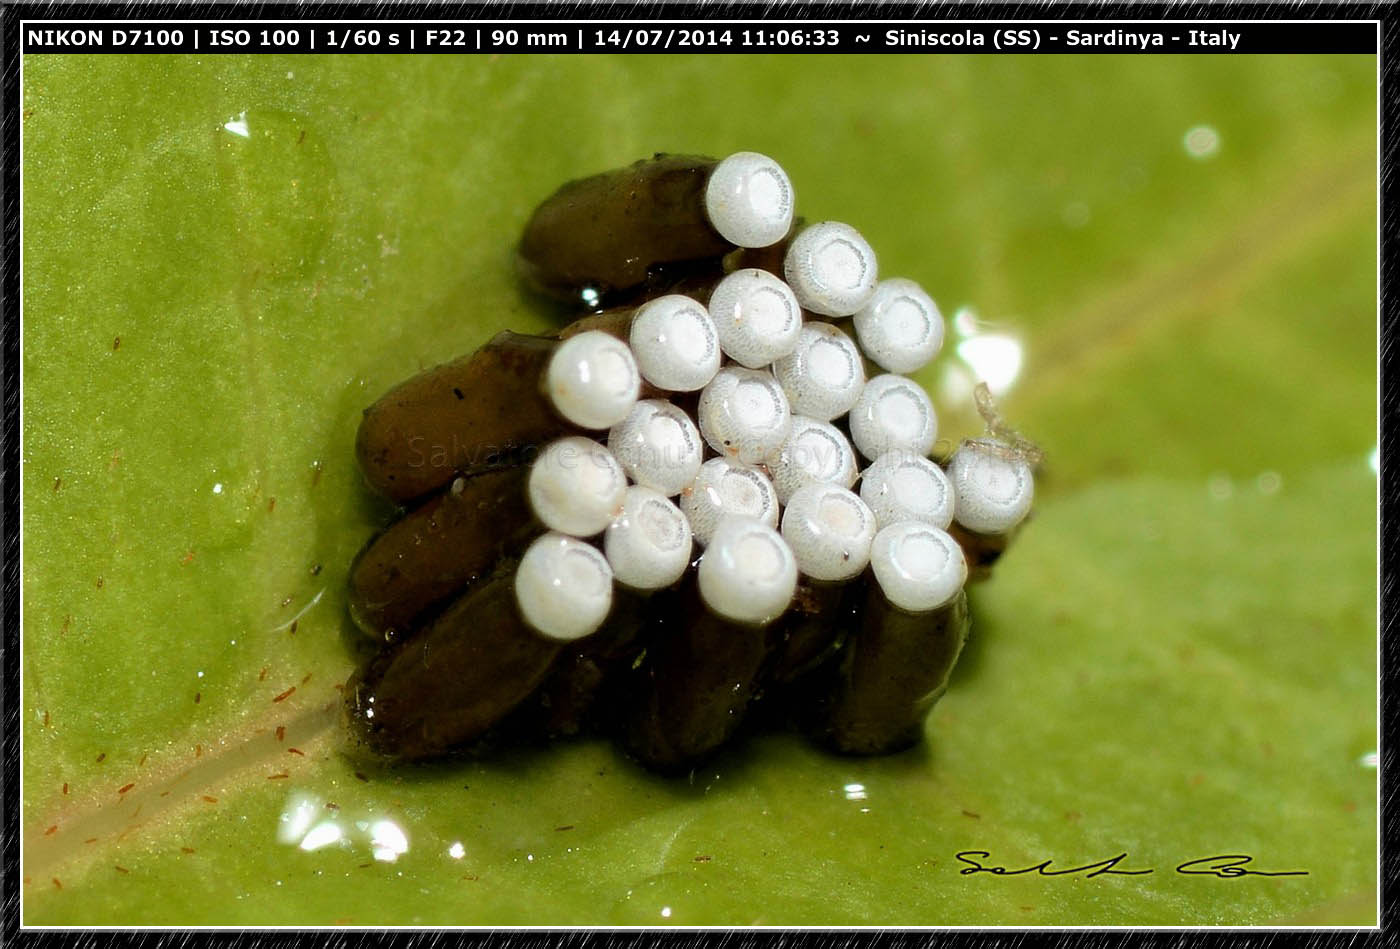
(344, 559), (564, 762)
(347, 466), (535, 641)
(517, 155), (735, 306)
(806, 582), (970, 756)
(620, 571), (780, 773)
(355, 331), (569, 504)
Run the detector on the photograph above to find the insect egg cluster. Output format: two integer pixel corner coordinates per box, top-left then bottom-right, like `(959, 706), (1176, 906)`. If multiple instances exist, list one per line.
(344, 152), (1038, 773)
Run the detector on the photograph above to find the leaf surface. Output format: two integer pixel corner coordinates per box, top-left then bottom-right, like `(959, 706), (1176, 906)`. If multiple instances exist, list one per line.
(22, 53), (1377, 925)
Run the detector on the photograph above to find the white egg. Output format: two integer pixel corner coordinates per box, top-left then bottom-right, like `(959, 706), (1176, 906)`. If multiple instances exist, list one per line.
(783, 221), (878, 317)
(545, 330), (641, 429)
(605, 486), (693, 590)
(853, 278), (945, 374)
(765, 415), (858, 505)
(771, 321), (866, 421)
(527, 436), (627, 536)
(608, 399), (704, 497)
(859, 450), (955, 530)
(515, 532), (614, 641)
(697, 517), (798, 626)
(780, 483), (877, 582)
(947, 439), (1035, 535)
(680, 457), (779, 546)
(704, 151), (794, 249)
(629, 295), (720, 392)
(697, 366), (793, 465)
(869, 522), (966, 613)
(707, 269), (803, 369)
(848, 374), (937, 461)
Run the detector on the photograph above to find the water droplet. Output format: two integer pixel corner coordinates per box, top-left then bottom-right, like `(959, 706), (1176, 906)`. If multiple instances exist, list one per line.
(213, 108), (334, 283)
(299, 821), (343, 852)
(956, 335), (1024, 395)
(222, 111), (250, 138)
(1183, 125), (1221, 159)
(276, 792), (322, 845)
(1061, 201), (1091, 228)
(951, 306), (980, 338)
(369, 819), (409, 862)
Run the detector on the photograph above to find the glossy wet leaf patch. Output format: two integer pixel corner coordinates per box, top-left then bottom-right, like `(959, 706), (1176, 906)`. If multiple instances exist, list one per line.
(22, 53), (1376, 924)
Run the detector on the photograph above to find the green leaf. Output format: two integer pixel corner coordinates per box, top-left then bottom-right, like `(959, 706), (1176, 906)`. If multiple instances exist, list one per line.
(22, 53), (1376, 925)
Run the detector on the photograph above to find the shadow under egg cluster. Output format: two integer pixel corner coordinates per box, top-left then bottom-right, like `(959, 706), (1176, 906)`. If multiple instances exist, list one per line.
(343, 153), (1038, 775)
